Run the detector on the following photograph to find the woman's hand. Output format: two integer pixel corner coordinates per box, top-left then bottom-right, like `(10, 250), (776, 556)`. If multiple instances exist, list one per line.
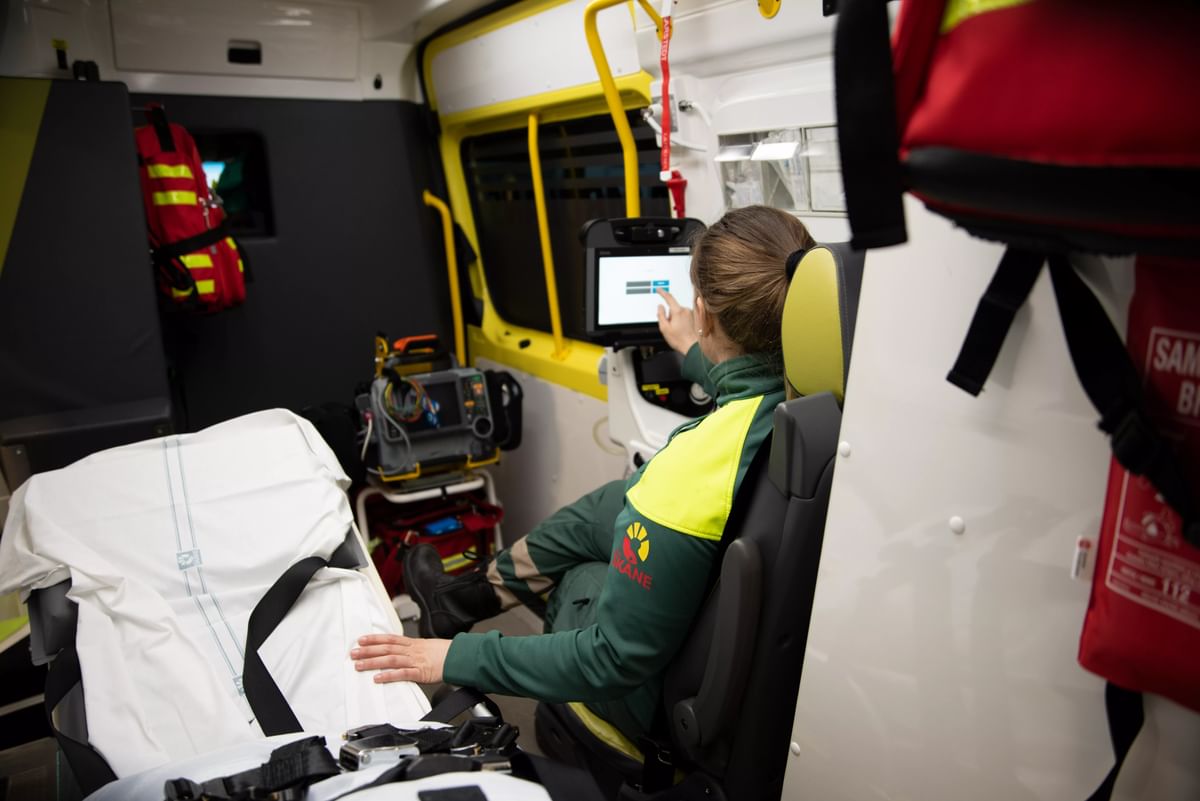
(655, 288), (698, 356)
(351, 634), (452, 685)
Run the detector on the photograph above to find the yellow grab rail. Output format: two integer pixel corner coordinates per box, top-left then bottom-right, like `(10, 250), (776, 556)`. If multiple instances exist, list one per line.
(528, 113), (568, 359)
(422, 190), (467, 367)
(584, 0), (641, 217)
(635, 0), (663, 38)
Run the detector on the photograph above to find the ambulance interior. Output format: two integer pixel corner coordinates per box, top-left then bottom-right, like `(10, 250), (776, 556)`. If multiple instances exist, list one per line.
(0, 1), (1198, 800)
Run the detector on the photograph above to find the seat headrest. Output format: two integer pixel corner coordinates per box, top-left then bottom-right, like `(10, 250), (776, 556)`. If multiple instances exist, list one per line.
(781, 242), (864, 404)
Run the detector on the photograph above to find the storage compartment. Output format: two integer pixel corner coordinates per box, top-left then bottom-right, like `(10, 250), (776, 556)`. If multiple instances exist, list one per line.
(110, 0), (359, 81)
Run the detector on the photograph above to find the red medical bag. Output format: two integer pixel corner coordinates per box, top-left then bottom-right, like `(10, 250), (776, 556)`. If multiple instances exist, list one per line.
(1079, 258), (1200, 714)
(134, 106), (246, 312)
(367, 493), (504, 597)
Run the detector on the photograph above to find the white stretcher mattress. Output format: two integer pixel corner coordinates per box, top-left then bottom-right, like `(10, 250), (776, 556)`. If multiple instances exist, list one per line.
(0, 409), (429, 778)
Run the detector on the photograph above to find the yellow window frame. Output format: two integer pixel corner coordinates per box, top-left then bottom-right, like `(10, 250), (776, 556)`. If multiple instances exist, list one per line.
(424, 0), (654, 401)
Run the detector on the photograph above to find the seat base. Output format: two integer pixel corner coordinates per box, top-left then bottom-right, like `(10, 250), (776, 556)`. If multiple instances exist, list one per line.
(535, 702), (642, 800)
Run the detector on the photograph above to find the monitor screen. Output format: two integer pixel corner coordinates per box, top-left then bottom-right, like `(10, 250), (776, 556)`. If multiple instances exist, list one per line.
(596, 251), (694, 327)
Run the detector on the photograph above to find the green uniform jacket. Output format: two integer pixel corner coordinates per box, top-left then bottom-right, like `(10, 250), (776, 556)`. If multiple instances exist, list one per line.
(444, 346), (784, 735)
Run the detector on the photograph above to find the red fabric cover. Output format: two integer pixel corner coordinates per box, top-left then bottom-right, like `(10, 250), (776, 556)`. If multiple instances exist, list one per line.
(134, 122), (245, 311)
(899, 1), (1200, 166)
(1078, 256), (1200, 713)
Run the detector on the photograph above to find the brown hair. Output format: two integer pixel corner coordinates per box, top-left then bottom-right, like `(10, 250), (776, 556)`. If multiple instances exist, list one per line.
(691, 205), (815, 354)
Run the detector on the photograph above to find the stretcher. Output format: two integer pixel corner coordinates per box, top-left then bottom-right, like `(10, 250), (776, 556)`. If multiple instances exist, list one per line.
(0, 410), (573, 799)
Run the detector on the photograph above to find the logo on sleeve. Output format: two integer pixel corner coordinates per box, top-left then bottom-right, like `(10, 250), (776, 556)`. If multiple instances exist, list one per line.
(612, 521), (653, 590)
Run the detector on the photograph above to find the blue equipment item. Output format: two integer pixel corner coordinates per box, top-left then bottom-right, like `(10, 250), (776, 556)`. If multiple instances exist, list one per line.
(424, 516), (464, 536)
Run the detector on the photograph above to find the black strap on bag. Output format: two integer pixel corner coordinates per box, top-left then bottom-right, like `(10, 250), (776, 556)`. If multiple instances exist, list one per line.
(244, 535), (362, 735)
(1046, 257), (1199, 547)
(946, 248), (1046, 395)
(152, 223), (230, 265)
(44, 644), (118, 795)
(1086, 684), (1145, 801)
(833, 0), (908, 249)
(946, 249), (1199, 547)
(147, 105), (176, 153)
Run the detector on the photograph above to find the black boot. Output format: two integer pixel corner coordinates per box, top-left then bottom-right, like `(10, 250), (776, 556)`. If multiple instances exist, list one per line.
(403, 544), (501, 638)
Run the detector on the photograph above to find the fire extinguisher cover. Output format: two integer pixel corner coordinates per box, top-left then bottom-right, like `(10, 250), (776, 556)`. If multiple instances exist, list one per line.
(1078, 257), (1200, 713)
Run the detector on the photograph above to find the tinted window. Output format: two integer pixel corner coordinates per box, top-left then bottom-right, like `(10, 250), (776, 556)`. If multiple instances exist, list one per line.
(462, 113), (669, 338)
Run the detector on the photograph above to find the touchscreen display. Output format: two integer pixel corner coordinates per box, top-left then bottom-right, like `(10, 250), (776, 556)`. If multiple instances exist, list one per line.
(596, 252), (694, 326)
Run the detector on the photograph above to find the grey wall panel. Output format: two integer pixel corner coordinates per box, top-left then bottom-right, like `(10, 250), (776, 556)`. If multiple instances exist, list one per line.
(0, 80), (169, 422)
(130, 94), (451, 430)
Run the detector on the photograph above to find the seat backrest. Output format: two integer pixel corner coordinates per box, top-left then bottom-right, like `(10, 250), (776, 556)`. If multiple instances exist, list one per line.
(661, 243), (865, 800)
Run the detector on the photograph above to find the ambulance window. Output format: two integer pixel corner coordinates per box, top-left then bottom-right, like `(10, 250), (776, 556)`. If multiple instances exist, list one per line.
(716, 125), (846, 214)
(462, 112), (668, 339)
(192, 131), (275, 237)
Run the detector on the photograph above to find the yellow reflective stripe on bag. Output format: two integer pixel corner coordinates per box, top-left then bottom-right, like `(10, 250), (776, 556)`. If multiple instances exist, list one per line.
(180, 253), (213, 269)
(941, 0), (1035, 33)
(152, 190), (197, 206)
(169, 279), (215, 299)
(147, 163), (194, 180)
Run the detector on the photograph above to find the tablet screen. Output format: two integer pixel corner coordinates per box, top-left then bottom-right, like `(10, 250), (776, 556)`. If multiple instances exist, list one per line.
(596, 251), (694, 327)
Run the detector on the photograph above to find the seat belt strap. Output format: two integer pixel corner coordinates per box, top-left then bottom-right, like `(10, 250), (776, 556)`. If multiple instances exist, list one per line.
(1085, 684), (1144, 801)
(44, 644), (118, 795)
(243, 533), (362, 735)
(1047, 257), (1199, 547)
(947, 248), (1046, 396)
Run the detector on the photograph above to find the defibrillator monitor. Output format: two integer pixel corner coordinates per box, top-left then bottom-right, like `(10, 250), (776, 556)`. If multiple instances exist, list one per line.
(583, 217), (706, 348)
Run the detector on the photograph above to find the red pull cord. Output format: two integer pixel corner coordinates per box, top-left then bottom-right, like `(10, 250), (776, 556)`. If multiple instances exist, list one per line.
(658, 10), (685, 217)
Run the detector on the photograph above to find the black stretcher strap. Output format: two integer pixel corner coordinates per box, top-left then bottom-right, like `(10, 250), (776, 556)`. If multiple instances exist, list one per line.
(834, 0), (908, 249)
(44, 645), (118, 795)
(1086, 684), (1144, 801)
(420, 686), (502, 724)
(244, 540), (361, 735)
(946, 248), (1046, 395)
(1047, 256), (1199, 547)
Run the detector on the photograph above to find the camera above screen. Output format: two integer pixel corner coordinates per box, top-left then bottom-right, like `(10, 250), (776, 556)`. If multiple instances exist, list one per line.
(581, 217), (707, 349)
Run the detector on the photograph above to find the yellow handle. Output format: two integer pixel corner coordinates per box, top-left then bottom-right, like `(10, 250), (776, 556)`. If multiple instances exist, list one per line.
(584, 0), (641, 217)
(422, 190), (467, 367)
(528, 113), (568, 360)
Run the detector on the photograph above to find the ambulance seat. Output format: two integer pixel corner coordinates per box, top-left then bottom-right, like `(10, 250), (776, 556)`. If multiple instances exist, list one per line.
(535, 243), (864, 801)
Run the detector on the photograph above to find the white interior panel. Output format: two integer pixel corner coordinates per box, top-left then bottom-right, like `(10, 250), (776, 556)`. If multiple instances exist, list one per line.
(784, 197), (1200, 799)
(111, 0), (360, 80)
(431, 0), (640, 116)
(476, 359), (625, 544)
(633, 0), (834, 79)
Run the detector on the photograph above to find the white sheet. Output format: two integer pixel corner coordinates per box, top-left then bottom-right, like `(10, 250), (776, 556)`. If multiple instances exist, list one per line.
(0, 409), (429, 778)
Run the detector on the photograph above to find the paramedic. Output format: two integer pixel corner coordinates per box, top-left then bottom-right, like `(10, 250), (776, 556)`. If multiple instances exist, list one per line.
(351, 205), (814, 741)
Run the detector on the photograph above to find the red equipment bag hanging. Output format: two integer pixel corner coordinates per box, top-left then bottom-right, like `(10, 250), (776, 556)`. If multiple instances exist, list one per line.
(832, 0), (1200, 546)
(834, 0), (1200, 253)
(1079, 257), (1200, 715)
(135, 105), (246, 312)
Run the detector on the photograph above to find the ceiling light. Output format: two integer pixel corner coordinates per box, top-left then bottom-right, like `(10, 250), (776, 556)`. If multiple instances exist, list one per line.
(750, 141), (800, 161)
